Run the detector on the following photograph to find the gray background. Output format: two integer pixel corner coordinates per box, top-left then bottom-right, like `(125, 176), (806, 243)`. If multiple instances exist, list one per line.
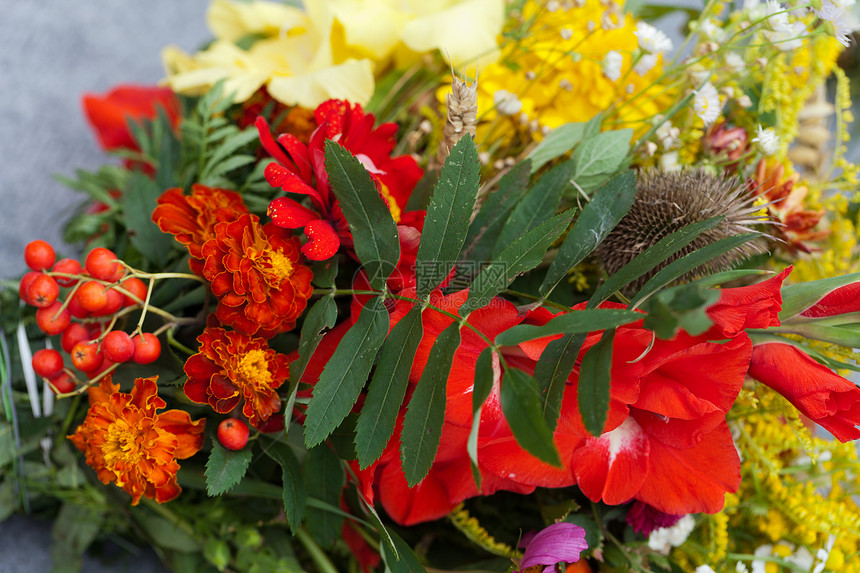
(0, 1), (208, 571)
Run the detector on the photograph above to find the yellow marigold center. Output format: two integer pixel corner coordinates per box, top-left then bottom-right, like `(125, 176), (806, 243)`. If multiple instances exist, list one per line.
(102, 420), (144, 468)
(264, 248), (294, 279)
(378, 181), (401, 223)
(236, 349), (274, 391)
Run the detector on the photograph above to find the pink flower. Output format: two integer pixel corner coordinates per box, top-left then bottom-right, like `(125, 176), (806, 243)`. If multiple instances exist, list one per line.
(516, 522), (588, 573)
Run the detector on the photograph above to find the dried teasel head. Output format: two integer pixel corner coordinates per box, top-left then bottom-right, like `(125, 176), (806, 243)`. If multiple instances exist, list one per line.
(594, 168), (770, 294)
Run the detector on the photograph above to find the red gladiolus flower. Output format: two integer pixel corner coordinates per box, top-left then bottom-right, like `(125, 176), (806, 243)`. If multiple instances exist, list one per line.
(748, 342), (860, 441)
(259, 99), (423, 260)
(201, 213), (314, 338)
(800, 281), (860, 318)
(706, 267), (792, 338)
(83, 84), (180, 152)
(184, 327), (290, 429)
(152, 185), (249, 275)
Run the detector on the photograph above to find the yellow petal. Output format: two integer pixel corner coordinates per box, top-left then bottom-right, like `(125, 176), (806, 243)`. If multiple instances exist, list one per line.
(328, 0), (405, 60)
(267, 58), (375, 108)
(207, 0), (308, 42)
(401, 0), (504, 67)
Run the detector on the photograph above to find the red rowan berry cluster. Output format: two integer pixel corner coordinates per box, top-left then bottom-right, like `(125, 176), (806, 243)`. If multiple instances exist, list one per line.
(20, 240), (163, 395)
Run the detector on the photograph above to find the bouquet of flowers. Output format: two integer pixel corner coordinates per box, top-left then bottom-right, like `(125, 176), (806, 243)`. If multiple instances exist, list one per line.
(4, 0), (860, 571)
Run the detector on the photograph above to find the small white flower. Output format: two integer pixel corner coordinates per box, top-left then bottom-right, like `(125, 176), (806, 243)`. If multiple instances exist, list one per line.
(699, 19), (727, 41)
(655, 121), (680, 150)
(752, 125), (780, 155)
(660, 151), (681, 171)
(493, 90), (523, 115)
(602, 51), (623, 81)
(695, 566), (716, 573)
(816, 0), (858, 46)
(765, 0), (793, 33)
(767, 20), (807, 50)
(736, 561), (750, 573)
(560, 27), (574, 40)
(634, 54), (658, 76)
(725, 52), (745, 73)
(635, 21), (674, 53)
(693, 82), (721, 126)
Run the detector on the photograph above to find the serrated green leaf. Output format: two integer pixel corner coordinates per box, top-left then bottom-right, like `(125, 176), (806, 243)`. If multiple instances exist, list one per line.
(205, 440), (253, 496)
(325, 140), (400, 290)
(202, 154), (255, 183)
(541, 170), (636, 296)
(311, 258), (338, 288)
(461, 159), (531, 264)
(500, 368), (561, 466)
(202, 128), (259, 175)
(461, 210), (575, 317)
(380, 529), (428, 573)
(535, 332), (586, 431)
(490, 159), (574, 258)
(122, 172), (175, 267)
(355, 306), (424, 469)
(779, 272), (860, 320)
(304, 445), (345, 549)
(415, 137), (481, 297)
(291, 295), (338, 386)
(496, 308), (641, 346)
(304, 298), (389, 447)
(527, 122), (588, 173)
(570, 129), (633, 193)
(263, 439), (306, 533)
(467, 347), (496, 489)
(588, 217), (724, 307)
(401, 322), (460, 486)
(579, 329), (615, 436)
(630, 232), (761, 308)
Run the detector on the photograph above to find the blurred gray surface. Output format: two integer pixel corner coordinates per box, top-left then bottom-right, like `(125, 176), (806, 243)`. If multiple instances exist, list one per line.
(0, 0), (209, 280)
(0, 1), (209, 571)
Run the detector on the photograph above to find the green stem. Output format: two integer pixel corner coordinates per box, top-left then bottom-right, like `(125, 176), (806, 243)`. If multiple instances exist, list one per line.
(295, 527), (339, 573)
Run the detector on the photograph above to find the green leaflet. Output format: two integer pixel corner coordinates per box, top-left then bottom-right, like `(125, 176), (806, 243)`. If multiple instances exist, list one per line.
(122, 172), (175, 267)
(462, 160), (531, 265)
(380, 529), (428, 573)
(534, 332), (586, 432)
(527, 121), (588, 174)
(461, 210), (576, 317)
(578, 329), (616, 437)
(303, 298), (389, 448)
(291, 295), (338, 386)
(205, 440), (253, 497)
(303, 445), (345, 549)
(495, 308), (642, 346)
(500, 368), (561, 466)
(468, 347), (496, 489)
(263, 439), (306, 534)
(355, 306), (424, 469)
(588, 216), (724, 308)
(630, 232), (762, 308)
(401, 321), (460, 486)
(569, 128), (633, 193)
(490, 159), (574, 258)
(540, 170), (636, 296)
(415, 136), (481, 297)
(324, 140), (400, 290)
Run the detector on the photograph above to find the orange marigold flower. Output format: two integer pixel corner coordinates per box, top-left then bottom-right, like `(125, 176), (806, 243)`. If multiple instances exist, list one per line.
(184, 326), (289, 429)
(68, 376), (205, 506)
(152, 184), (248, 274)
(201, 213), (314, 338)
(752, 159), (828, 253)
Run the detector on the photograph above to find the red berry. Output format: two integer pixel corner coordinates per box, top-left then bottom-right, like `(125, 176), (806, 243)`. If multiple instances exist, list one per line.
(26, 274), (60, 308)
(48, 372), (76, 394)
(102, 331), (134, 363)
(217, 419), (250, 451)
(24, 240), (56, 271)
(32, 348), (64, 378)
(85, 248), (124, 282)
(35, 302), (71, 335)
(70, 342), (103, 373)
(132, 333), (161, 365)
(66, 295), (90, 319)
(120, 277), (147, 307)
(52, 258), (83, 287)
(92, 287), (124, 317)
(61, 323), (91, 353)
(75, 281), (108, 312)
(19, 271), (41, 303)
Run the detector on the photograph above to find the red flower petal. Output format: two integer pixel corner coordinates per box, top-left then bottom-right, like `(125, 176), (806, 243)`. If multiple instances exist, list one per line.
(267, 197), (320, 229)
(301, 219), (341, 261)
(800, 281), (860, 318)
(573, 417), (650, 505)
(706, 267), (791, 337)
